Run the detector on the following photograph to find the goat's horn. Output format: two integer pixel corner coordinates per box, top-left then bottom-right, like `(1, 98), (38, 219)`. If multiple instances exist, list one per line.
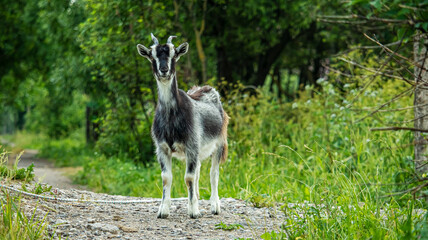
(151, 33), (159, 45)
(167, 36), (177, 44)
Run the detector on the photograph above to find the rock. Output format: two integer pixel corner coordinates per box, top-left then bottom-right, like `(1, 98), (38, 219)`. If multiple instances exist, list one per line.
(119, 225), (138, 232)
(55, 219), (68, 225)
(88, 223), (120, 234)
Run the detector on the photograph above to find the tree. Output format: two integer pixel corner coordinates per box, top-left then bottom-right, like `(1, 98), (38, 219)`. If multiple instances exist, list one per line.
(414, 33), (428, 174)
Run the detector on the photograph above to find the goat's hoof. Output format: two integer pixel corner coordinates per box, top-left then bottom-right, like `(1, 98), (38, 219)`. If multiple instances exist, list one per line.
(188, 212), (201, 219)
(188, 208), (201, 219)
(211, 200), (221, 215)
(211, 209), (221, 215)
(157, 206), (170, 219)
(157, 211), (169, 219)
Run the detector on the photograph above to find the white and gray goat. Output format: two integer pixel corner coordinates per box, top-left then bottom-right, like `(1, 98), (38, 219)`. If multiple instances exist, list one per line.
(136, 34), (229, 219)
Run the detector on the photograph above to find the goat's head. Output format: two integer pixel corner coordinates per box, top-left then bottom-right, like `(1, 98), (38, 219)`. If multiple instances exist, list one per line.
(137, 33), (189, 82)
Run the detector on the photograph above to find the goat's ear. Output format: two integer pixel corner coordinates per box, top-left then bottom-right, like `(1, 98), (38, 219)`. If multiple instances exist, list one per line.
(175, 42), (189, 61)
(137, 44), (151, 61)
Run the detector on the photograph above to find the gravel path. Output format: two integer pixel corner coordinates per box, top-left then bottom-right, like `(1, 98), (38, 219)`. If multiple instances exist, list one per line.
(1, 148), (287, 239)
(5, 181), (286, 239)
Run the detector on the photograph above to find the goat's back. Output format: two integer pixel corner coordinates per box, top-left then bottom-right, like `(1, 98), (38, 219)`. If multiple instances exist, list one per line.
(187, 86), (221, 105)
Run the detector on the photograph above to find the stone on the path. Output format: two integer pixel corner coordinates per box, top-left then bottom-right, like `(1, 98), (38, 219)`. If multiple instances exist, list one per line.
(88, 223), (120, 234)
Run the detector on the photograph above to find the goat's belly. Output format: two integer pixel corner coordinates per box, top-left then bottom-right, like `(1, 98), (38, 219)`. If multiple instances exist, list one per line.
(170, 139), (219, 161)
(199, 139), (219, 161)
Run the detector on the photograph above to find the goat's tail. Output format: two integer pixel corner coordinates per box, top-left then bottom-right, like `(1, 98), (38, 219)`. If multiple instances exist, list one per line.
(220, 110), (230, 164)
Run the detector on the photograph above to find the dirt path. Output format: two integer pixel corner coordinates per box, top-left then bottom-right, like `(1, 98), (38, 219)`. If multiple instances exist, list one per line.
(7, 149), (86, 190)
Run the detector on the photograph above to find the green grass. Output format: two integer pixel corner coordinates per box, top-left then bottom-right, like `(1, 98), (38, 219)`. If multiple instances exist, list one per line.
(0, 193), (50, 240)
(0, 150), (49, 239)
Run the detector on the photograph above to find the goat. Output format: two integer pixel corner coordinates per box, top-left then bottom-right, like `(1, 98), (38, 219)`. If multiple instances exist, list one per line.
(136, 34), (229, 219)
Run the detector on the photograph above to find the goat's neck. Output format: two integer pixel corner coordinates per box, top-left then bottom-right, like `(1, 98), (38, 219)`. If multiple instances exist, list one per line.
(157, 73), (179, 109)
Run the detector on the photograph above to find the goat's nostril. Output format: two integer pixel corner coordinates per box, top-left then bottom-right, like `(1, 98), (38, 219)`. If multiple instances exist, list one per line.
(160, 68), (168, 73)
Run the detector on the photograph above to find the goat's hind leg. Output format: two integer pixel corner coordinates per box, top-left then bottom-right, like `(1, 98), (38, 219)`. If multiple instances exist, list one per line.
(195, 160), (201, 199)
(210, 145), (223, 214)
(185, 150), (200, 218)
(157, 145), (173, 218)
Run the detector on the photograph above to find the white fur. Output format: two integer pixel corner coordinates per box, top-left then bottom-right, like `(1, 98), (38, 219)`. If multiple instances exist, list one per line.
(157, 142), (173, 218)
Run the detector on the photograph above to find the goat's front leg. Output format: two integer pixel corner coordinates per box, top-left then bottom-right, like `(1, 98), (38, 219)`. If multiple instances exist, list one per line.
(185, 150), (200, 218)
(157, 144), (173, 218)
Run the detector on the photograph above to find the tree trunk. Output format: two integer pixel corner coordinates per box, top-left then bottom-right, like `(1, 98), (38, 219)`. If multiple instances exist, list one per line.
(414, 32), (428, 175)
(253, 30), (292, 86)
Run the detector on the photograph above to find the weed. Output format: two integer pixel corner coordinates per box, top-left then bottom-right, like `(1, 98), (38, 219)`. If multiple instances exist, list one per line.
(21, 182), (53, 195)
(215, 221), (244, 231)
(260, 230), (287, 240)
(248, 194), (274, 208)
(33, 183), (53, 195)
(0, 148), (34, 181)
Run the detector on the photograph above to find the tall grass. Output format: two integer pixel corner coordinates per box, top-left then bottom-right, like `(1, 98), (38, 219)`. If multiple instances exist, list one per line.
(0, 150), (49, 239)
(0, 193), (50, 240)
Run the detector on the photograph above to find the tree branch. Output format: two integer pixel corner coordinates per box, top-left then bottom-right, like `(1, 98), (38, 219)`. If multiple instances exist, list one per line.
(364, 33), (428, 72)
(346, 32), (407, 108)
(370, 126), (428, 133)
(355, 85), (414, 123)
(352, 102), (428, 113)
(338, 57), (414, 83)
(382, 181), (428, 198)
(319, 14), (411, 24)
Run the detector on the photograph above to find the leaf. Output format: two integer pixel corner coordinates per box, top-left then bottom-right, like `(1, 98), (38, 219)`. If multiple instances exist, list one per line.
(369, 0), (382, 10)
(422, 22), (428, 32)
(397, 28), (406, 40)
